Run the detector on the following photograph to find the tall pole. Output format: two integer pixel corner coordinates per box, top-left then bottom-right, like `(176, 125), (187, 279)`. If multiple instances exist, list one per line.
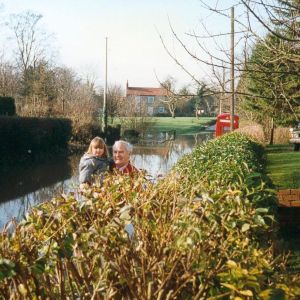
(220, 66), (225, 115)
(230, 6), (235, 132)
(102, 37), (108, 137)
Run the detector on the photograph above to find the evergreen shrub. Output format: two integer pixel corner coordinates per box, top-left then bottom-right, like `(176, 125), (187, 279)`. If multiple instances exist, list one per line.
(0, 97), (16, 116)
(0, 116), (72, 164)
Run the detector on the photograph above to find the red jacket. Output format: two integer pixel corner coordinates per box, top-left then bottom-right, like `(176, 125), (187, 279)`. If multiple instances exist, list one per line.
(110, 161), (138, 175)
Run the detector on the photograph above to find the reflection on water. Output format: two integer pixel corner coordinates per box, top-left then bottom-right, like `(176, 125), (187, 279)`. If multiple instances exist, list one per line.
(0, 158), (73, 203)
(0, 132), (213, 227)
(132, 133), (209, 178)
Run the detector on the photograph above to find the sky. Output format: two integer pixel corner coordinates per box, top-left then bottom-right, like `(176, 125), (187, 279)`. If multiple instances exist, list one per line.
(0, 0), (254, 91)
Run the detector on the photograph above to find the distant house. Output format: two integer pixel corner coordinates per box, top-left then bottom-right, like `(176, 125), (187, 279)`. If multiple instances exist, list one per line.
(126, 81), (168, 116)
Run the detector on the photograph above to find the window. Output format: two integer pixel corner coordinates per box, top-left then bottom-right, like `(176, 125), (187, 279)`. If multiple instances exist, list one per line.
(147, 96), (154, 104)
(158, 106), (165, 113)
(135, 96), (141, 102)
(147, 106), (154, 115)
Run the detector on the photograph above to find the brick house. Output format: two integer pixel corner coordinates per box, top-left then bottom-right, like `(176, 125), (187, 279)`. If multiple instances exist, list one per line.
(126, 81), (168, 116)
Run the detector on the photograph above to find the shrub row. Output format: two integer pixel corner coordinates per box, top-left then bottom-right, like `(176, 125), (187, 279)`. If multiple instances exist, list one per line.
(0, 97), (16, 116)
(175, 132), (275, 209)
(0, 116), (72, 165)
(0, 133), (299, 298)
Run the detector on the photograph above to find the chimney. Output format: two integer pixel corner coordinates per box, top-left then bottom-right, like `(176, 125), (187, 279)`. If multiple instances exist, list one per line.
(126, 80), (129, 97)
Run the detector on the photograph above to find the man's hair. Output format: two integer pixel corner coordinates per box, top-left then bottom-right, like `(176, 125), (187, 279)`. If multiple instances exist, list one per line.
(113, 140), (133, 153)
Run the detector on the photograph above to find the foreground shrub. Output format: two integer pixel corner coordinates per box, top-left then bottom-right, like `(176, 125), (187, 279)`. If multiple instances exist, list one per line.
(0, 133), (299, 298)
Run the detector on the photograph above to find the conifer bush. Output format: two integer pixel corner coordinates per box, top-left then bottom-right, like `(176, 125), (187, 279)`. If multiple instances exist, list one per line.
(0, 116), (71, 165)
(0, 97), (16, 116)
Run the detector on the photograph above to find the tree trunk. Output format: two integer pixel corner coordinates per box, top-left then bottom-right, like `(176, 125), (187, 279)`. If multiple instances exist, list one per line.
(269, 118), (274, 145)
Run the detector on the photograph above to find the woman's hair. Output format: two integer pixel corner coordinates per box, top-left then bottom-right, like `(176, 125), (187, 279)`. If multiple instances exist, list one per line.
(112, 140), (133, 153)
(87, 136), (109, 157)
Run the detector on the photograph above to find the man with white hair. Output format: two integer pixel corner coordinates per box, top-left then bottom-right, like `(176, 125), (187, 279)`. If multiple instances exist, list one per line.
(111, 140), (138, 174)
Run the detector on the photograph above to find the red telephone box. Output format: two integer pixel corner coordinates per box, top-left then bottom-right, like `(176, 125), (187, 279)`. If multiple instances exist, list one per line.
(215, 113), (239, 137)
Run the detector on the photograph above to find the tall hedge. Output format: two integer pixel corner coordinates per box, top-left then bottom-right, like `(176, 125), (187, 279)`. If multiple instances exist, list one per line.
(0, 97), (16, 116)
(0, 116), (72, 164)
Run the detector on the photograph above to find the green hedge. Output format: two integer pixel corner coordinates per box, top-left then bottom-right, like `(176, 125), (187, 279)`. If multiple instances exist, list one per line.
(175, 132), (275, 209)
(0, 116), (72, 164)
(0, 133), (299, 298)
(0, 97), (16, 116)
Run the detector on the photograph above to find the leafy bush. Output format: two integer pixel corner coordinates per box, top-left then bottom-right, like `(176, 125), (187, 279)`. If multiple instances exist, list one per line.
(0, 132), (299, 298)
(175, 133), (274, 208)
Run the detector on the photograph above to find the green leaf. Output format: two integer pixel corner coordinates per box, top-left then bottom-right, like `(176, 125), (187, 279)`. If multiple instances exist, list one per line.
(0, 258), (16, 280)
(255, 208), (269, 214)
(259, 288), (285, 300)
(31, 258), (46, 275)
(226, 260), (237, 269)
(221, 283), (237, 291)
(238, 289), (253, 297)
(57, 234), (74, 259)
(241, 223), (250, 232)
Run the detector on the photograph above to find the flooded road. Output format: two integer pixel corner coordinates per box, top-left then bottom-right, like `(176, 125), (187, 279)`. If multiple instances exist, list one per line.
(0, 132), (213, 227)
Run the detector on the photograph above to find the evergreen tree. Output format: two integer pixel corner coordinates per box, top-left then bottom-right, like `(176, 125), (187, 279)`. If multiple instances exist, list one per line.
(241, 0), (300, 126)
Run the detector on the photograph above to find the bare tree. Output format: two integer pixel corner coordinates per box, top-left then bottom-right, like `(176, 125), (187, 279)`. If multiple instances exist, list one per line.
(158, 0), (300, 133)
(5, 11), (58, 116)
(106, 84), (124, 123)
(0, 52), (19, 98)
(159, 76), (190, 118)
(50, 67), (101, 126)
(116, 95), (154, 134)
(7, 11), (51, 74)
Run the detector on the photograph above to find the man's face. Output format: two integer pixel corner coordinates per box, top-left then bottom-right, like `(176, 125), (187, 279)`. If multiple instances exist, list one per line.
(113, 143), (130, 167)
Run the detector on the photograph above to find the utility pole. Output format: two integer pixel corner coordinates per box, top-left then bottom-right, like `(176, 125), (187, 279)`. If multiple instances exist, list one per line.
(102, 37), (108, 137)
(230, 6), (235, 132)
(219, 66), (225, 115)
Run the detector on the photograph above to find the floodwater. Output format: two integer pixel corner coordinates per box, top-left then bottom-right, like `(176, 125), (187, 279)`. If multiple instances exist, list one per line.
(0, 132), (213, 228)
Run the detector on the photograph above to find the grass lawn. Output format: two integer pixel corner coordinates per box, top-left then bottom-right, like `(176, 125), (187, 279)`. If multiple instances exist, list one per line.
(266, 144), (300, 189)
(110, 117), (216, 135)
(152, 117), (215, 135)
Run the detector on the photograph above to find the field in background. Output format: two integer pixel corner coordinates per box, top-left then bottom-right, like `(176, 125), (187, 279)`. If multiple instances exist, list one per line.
(110, 117), (216, 135)
(152, 117), (215, 135)
(266, 144), (300, 189)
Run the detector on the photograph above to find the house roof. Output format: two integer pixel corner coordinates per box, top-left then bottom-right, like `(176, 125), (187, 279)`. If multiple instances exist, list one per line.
(126, 86), (168, 97)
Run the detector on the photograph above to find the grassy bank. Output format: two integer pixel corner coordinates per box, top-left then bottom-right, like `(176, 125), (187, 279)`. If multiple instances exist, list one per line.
(152, 116), (215, 134)
(266, 144), (300, 188)
(110, 116), (215, 135)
